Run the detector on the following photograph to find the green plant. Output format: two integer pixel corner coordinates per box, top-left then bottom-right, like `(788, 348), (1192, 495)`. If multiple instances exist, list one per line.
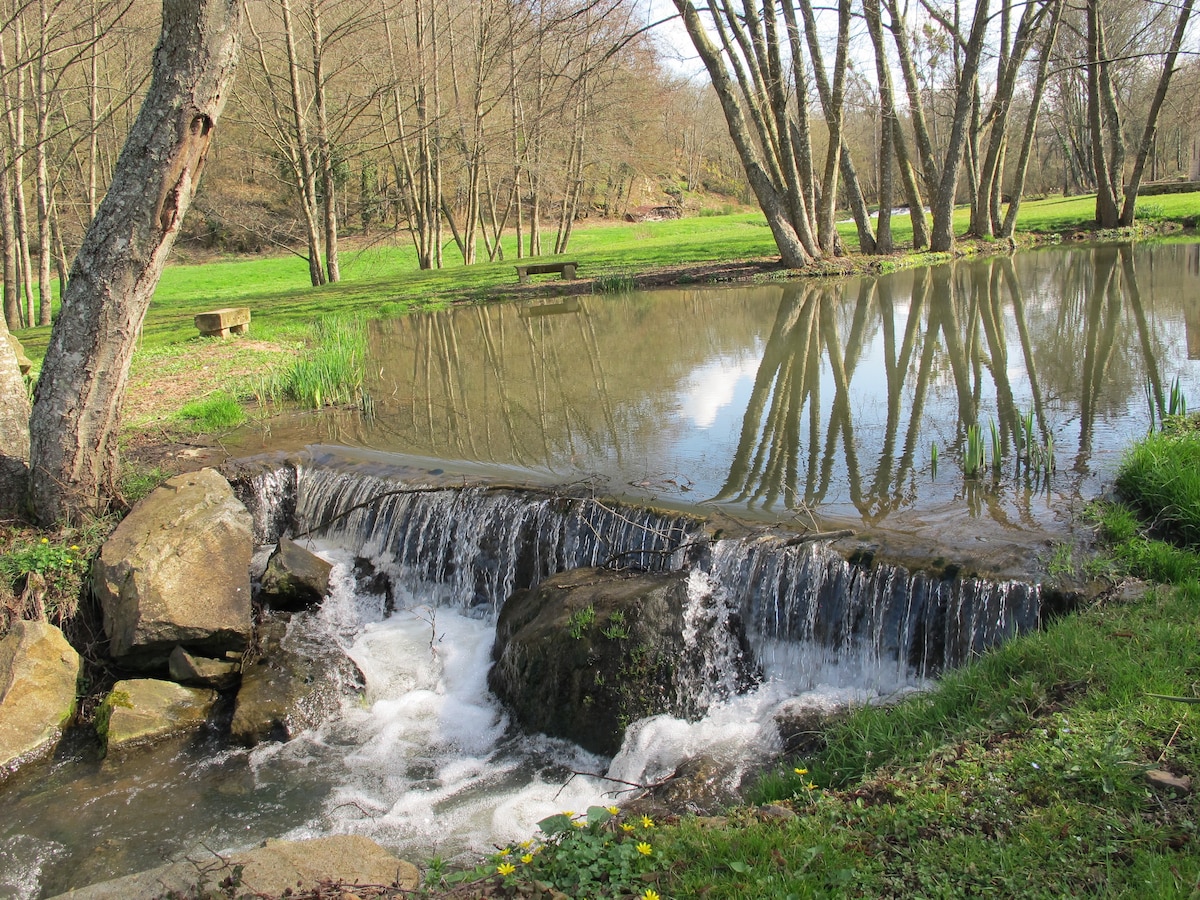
(567, 604), (596, 640)
(602, 610), (630, 640)
(176, 390), (246, 431)
(963, 423), (986, 477)
(254, 315), (368, 410)
(593, 271), (637, 294)
(1, 536), (88, 621)
(989, 418), (1002, 471)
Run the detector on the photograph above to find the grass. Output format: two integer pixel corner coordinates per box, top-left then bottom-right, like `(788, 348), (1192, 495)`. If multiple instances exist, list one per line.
(12, 191), (1200, 368)
(253, 315), (368, 410)
(176, 390), (247, 431)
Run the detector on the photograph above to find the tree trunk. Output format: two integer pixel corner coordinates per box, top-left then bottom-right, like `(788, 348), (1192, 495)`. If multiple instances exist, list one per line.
(0, 312), (29, 515)
(1119, 0), (1194, 225)
(281, 0), (325, 285)
(310, 0), (339, 283)
(27, 0), (242, 524)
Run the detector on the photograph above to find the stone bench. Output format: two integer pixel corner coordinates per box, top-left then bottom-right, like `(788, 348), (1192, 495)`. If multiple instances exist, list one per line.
(194, 307), (251, 338)
(514, 260), (578, 283)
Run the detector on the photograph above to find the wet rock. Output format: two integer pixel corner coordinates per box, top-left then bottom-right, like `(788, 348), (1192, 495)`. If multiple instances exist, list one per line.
(167, 645), (240, 690)
(46, 834), (419, 899)
(623, 754), (745, 819)
(775, 702), (842, 756)
(93, 469), (254, 671)
(98, 678), (217, 752)
(490, 567), (703, 757)
(0, 620), (81, 772)
(231, 614), (364, 745)
(259, 537), (334, 609)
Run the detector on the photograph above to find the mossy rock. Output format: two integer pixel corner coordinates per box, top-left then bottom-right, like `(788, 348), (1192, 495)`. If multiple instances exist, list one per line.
(490, 567), (741, 756)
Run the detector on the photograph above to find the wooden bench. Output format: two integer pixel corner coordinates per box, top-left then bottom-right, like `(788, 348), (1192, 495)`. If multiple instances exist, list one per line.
(194, 307), (251, 338)
(514, 260), (578, 283)
(518, 297), (580, 318)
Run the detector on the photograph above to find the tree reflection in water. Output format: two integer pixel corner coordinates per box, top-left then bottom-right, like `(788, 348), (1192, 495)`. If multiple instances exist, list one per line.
(238, 243), (1200, 532)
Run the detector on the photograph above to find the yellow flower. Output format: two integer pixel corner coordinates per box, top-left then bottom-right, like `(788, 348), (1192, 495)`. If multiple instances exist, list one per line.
(70, 545), (79, 551)
(621, 823), (635, 832)
(496, 862), (516, 876)
(63, 558), (72, 564)
(806, 781), (817, 791)
(519, 839), (533, 849)
(561, 810), (575, 818)
(636, 842), (653, 856)
(640, 815), (655, 829)
(40, 538), (48, 544)
(521, 853), (534, 864)
(606, 805), (620, 815)
(498, 848), (511, 856)
(794, 767), (808, 776)
(572, 820), (587, 828)
(642, 891), (662, 900)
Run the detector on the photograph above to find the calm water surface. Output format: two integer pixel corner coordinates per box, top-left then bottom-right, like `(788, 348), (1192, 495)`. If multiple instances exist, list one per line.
(235, 241), (1200, 557)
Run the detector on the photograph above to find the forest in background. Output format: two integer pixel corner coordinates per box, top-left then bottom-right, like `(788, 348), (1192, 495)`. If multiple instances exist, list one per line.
(2, 0), (1199, 329)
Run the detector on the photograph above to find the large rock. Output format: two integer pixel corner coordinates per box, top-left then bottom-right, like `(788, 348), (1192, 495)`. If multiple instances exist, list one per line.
(258, 537), (334, 609)
(46, 834), (419, 899)
(98, 678), (217, 752)
(231, 614), (364, 745)
(489, 567), (755, 756)
(0, 621), (81, 771)
(93, 469), (254, 670)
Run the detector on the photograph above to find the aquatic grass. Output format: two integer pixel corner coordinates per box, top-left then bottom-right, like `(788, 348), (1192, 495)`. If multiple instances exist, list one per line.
(593, 270), (638, 294)
(175, 390), (246, 431)
(255, 315), (368, 410)
(962, 423), (986, 477)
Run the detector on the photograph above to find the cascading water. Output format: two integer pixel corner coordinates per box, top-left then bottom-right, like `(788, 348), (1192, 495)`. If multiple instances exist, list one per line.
(1, 454), (1045, 898)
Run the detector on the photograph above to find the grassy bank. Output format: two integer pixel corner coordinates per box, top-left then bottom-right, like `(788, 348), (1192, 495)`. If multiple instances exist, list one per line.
(13, 191), (1200, 363)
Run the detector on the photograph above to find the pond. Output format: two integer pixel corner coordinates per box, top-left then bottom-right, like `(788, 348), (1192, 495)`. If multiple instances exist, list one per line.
(236, 240), (1200, 570)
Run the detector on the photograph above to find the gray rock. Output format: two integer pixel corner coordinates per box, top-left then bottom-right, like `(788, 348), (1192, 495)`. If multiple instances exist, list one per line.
(168, 645), (240, 690)
(489, 567), (755, 757)
(231, 614), (364, 745)
(46, 834), (419, 899)
(98, 678), (217, 752)
(0, 620), (81, 772)
(93, 469), (254, 670)
(259, 537), (334, 609)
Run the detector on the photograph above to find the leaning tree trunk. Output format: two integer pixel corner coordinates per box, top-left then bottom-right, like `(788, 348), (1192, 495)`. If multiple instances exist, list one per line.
(27, 0), (242, 525)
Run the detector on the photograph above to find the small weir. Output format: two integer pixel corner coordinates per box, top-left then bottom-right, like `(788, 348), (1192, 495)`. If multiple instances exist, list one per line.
(236, 452), (1043, 686)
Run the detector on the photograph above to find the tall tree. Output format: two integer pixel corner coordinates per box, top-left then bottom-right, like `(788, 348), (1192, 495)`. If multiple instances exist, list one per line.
(26, 0), (242, 524)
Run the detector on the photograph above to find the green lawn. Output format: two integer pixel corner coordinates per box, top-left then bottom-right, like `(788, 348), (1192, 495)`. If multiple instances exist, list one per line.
(14, 190), (1200, 363)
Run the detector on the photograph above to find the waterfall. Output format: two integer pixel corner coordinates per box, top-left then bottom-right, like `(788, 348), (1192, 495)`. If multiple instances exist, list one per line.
(233, 454), (1042, 693)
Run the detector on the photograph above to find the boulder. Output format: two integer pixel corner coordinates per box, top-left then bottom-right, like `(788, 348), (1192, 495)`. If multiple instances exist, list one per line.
(490, 567), (741, 757)
(168, 645), (240, 690)
(98, 678), (217, 752)
(231, 614), (364, 745)
(258, 537), (334, 609)
(45, 834), (419, 899)
(93, 469), (254, 670)
(0, 621), (81, 771)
